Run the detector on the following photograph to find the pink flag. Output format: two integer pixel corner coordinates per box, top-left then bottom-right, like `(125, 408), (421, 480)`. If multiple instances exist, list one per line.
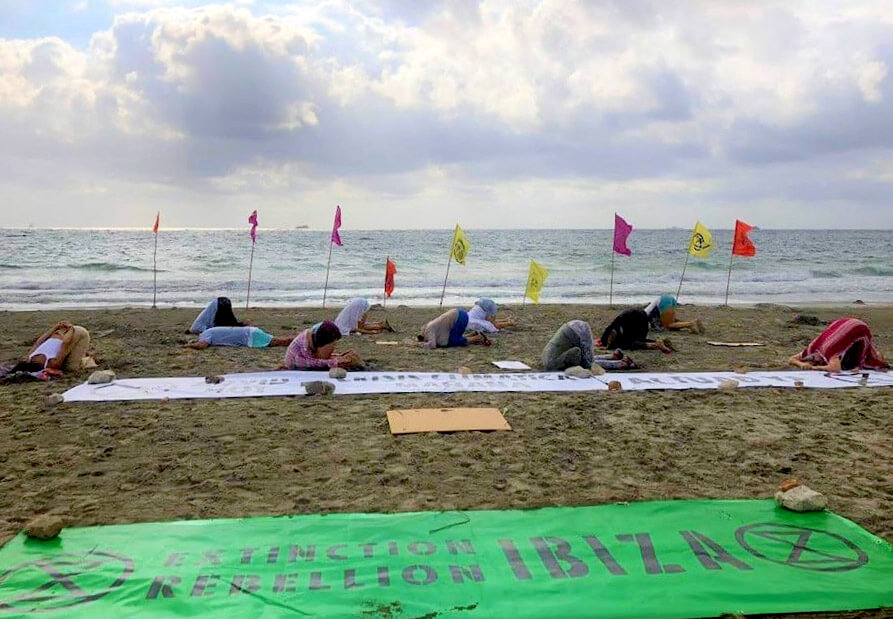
(331, 205), (343, 246)
(612, 213), (633, 256)
(248, 210), (258, 244)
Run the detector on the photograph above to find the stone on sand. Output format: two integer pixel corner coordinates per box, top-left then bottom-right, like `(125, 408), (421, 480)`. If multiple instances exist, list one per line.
(328, 367), (347, 379)
(457, 366), (472, 376)
(204, 375), (224, 384)
(44, 393), (64, 407)
(775, 484), (827, 512)
(87, 370), (116, 384)
(25, 514), (64, 540)
(564, 366), (592, 379)
(589, 364), (606, 375)
(718, 379), (739, 391)
(607, 380), (622, 391)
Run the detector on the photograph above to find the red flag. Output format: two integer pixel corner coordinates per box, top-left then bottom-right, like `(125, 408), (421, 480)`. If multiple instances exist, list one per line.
(331, 205), (343, 246)
(612, 213), (633, 256)
(384, 258), (397, 298)
(732, 220), (756, 257)
(152, 212), (159, 234)
(248, 210), (258, 244)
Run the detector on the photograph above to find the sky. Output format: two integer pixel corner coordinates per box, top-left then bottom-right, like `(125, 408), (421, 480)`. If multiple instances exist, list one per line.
(1, 1), (892, 229)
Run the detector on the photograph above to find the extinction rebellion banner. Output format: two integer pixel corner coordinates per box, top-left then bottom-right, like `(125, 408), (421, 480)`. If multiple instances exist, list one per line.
(0, 500), (891, 618)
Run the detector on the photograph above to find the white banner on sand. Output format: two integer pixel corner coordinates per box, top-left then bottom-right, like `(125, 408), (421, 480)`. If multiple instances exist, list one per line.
(61, 369), (893, 402)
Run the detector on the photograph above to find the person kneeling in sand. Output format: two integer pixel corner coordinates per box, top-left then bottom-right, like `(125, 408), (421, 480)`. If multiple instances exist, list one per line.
(15, 320), (97, 372)
(467, 298), (516, 334)
(645, 294), (704, 334)
(542, 320), (637, 371)
(281, 320), (362, 370)
(186, 326), (292, 350)
(599, 308), (674, 354)
(788, 317), (888, 373)
(334, 298), (393, 336)
(188, 297), (250, 334)
(416, 309), (488, 349)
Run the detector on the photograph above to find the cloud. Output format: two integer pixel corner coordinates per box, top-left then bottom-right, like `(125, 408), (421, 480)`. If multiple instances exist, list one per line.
(0, 0), (892, 228)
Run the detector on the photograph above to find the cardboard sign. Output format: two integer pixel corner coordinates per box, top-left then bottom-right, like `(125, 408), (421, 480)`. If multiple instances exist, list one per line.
(387, 407), (512, 434)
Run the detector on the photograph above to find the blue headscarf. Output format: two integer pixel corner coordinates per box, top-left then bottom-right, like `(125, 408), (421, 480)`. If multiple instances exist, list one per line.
(475, 298), (498, 317)
(448, 309), (469, 347)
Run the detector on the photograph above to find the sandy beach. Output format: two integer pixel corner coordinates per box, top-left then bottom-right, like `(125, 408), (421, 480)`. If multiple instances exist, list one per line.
(1, 303), (891, 618)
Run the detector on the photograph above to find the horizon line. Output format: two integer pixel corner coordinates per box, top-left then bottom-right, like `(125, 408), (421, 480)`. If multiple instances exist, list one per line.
(3, 226), (893, 232)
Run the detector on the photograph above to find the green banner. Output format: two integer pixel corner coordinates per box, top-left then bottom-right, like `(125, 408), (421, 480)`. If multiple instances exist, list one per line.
(1, 500), (891, 618)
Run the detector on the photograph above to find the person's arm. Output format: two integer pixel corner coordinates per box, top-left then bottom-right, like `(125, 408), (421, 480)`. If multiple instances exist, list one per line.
(788, 353), (842, 372)
(26, 328), (55, 358)
(286, 341), (338, 369)
(45, 328), (76, 370)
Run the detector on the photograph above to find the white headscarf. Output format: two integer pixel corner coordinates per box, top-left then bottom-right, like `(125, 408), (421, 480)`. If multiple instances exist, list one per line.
(334, 298), (370, 335)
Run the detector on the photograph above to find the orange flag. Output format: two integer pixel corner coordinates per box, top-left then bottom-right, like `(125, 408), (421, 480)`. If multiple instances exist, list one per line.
(152, 212), (160, 234)
(384, 258), (397, 298)
(732, 220), (755, 257)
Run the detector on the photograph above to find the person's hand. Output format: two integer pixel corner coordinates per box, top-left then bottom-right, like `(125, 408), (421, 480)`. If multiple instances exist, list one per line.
(56, 320), (72, 330)
(243, 319), (254, 326)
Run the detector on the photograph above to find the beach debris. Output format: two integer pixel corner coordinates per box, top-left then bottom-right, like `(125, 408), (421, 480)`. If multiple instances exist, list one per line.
(718, 379), (739, 391)
(328, 367), (347, 379)
(94, 328), (115, 339)
(791, 314), (820, 326)
(775, 482), (827, 512)
(854, 299), (865, 305)
(303, 381), (335, 396)
(778, 478), (802, 492)
(87, 370), (116, 384)
(564, 366), (592, 379)
(793, 380), (804, 389)
(607, 380), (622, 391)
(43, 393), (64, 407)
(457, 366), (472, 376)
(695, 319), (706, 334)
(733, 366), (749, 374)
(24, 514), (64, 540)
(204, 375), (224, 384)
(860, 373), (869, 386)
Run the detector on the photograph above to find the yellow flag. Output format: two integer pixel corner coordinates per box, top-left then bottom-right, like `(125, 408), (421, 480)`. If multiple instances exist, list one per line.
(525, 260), (549, 303)
(451, 224), (470, 265)
(688, 221), (715, 258)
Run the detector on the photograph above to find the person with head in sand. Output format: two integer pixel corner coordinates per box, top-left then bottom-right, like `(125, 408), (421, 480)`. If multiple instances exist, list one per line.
(15, 320), (97, 372)
(282, 320), (362, 369)
(467, 298), (516, 334)
(186, 326), (292, 350)
(599, 308), (674, 353)
(542, 320), (637, 371)
(788, 317), (889, 373)
(188, 296), (250, 334)
(417, 308), (488, 349)
(334, 297), (393, 336)
(645, 294), (704, 334)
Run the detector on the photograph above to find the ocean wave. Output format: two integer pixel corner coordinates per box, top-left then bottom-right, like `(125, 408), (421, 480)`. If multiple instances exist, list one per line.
(851, 265), (893, 277)
(810, 270), (842, 279)
(0, 263), (24, 269)
(68, 262), (161, 273)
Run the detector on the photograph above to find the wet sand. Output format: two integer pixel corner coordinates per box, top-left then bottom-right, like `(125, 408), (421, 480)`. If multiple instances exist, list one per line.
(0, 303), (891, 619)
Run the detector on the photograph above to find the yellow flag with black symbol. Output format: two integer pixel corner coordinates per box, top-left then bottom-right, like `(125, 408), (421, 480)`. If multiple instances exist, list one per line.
(688, 221), (715, 258)
(525, 260), (549, 303)
(451, 224), (470, 265)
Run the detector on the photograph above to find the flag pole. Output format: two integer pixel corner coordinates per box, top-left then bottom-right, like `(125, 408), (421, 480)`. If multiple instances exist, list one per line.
(152, 231), (158, 309)
(383, 255), (389, 309)
(724, 249), (734, 306)
(676, 250), (690, 301)
(246, 241), (255, 312)
(439, 251), (452, 309)
(322, 239), (334, 308)
(609, 249), (615, 307)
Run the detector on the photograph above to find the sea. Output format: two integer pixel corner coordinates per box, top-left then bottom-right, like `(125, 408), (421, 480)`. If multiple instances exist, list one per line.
(1, 228), (891, 311)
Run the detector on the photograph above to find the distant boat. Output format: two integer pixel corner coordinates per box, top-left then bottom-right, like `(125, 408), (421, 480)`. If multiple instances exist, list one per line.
(294, 225), (309, 229)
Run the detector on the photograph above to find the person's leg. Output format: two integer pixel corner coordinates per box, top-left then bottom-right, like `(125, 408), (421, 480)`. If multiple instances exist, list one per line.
(555, 347), (583, 369)
(636, 339), (673, 353)
(186, 341), (210, 350)
(62, 326), (91, 371)
(269, 337), (293, 347)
